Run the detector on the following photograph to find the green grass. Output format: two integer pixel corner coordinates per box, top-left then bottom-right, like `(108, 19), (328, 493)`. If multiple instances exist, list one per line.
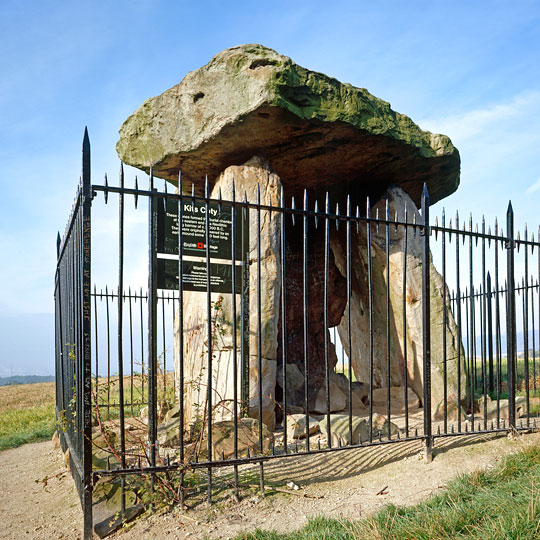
(0, 382), (56, 451)
(0, 405), (56, 450)
(235, 441), (540, 540)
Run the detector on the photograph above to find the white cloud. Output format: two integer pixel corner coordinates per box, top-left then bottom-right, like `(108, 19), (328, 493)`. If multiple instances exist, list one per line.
(418, 91), (540, 142)
(527, 178), (540, 194)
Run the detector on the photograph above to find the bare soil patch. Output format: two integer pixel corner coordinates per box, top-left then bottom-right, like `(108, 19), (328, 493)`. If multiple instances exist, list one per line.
(0, 441), (81, 540)
(1, 431), (538, 539)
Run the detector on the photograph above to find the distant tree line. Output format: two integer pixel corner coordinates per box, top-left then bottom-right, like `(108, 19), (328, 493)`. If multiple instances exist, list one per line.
(0, 375), (54, 386)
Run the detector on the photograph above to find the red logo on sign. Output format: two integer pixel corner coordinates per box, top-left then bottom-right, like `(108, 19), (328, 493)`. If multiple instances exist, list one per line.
(197, 242), (204, 249)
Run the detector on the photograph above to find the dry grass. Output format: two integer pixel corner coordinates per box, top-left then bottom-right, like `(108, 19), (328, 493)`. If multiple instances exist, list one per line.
(0, 381), (55, 412)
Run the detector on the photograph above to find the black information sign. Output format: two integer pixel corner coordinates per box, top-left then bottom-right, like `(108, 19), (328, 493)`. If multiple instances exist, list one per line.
(157, 258), (242, 293)
(155, 195), (250, 413)
(157, 198), (245, 260)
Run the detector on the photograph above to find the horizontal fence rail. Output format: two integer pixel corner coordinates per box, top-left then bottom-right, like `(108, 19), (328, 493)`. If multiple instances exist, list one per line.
(56, 132), (540, 538)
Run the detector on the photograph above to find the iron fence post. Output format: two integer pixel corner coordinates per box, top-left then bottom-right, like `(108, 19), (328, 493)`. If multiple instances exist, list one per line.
(147, 168), (158, 497)
(421, 184), (433, 462)
(81, 127), (93, 539)
(117, 163), (126, 515)
(506, 202), (516, 429)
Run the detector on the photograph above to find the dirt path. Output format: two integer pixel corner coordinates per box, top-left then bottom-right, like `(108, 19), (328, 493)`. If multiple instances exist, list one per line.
(1, 432), (538, 539)
(0, 441), (82, 540)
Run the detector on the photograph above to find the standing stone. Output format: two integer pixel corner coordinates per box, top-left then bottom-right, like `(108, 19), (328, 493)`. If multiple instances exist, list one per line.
(332, 186), (467, 417)
(174, 157), (281, 431)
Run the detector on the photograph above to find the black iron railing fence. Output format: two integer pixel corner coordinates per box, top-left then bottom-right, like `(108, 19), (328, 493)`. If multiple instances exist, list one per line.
(55, 131), (540, 539)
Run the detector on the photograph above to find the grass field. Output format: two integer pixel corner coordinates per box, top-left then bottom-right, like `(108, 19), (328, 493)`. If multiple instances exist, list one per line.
(0, 372), (174, 452)
(0, 381), (56, 451)
(235, 440), (540, 540)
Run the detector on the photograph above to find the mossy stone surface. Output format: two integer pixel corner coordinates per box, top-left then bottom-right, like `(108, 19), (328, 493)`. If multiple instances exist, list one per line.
(117, 44), (459, 205)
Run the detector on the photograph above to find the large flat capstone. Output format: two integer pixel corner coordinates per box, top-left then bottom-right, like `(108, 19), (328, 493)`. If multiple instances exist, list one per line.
(117, 44), (459, 205)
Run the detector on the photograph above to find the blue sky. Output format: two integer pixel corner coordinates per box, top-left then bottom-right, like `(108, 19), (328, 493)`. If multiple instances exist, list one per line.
(1, 1), (540, 375)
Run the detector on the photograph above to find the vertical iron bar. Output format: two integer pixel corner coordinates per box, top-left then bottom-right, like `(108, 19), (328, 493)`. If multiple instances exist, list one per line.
(532, 232), (540, 392)
(385, 200), (391, 439)
(324, 193), (331, 446)
(230, 181), (239, 498)
(139, 287), (145, 403)
(403, 207), (409, 437)
(256, 185), (265, 495)
(105, 286), (111, 418)
(506, 203), (516, 429)
(469, 217), (476, 395)
(442, 209), (448, 432)
(421, 185), (432, 461)
(93, 286), (99, 401)
(482, 218), (487, 427)
(532, 276), (537, 395)
(347, 195), (353, 443)
(488, 265), (495, 396)
(469, 286), (475, 429)
(487, 272), (494, 404)
(117, 163), (126, 514)
(148, 168), (158, 504)
(56, 234), (66, 422)
(161, 289), (167, 395)
(177, 173), (185, 503)
(495, 222), (502, 425)
(523, 233), (530, 425)
(481, 283), (487, 431)
(303, 190), (310, 451)
(456, 286), (463, 434)
(204, 177), (213, 502)
(240, 192), (250, 417)
(522, 280), (530, 424)
(171, 294), (176, 397)
(280, 187), (288, 453)
(128, 288), (134, 415)
(465, 290), (469, 391)
(81, 127), (93, 540)
(367, 197), (374, 442)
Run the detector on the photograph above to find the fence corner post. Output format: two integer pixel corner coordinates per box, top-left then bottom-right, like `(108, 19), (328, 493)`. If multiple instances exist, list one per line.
(421, 184), (433, 462)
(506, 201), (516, 430)
(81, 126), (94, 539)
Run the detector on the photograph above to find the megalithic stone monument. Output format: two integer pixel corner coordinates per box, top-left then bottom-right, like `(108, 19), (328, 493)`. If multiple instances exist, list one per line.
(117, 44), (466, 431)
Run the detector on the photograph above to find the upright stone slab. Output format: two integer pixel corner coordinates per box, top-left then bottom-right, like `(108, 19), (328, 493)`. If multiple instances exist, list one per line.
(174, 157), (281, 431)
(332, 186), (467, 415)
